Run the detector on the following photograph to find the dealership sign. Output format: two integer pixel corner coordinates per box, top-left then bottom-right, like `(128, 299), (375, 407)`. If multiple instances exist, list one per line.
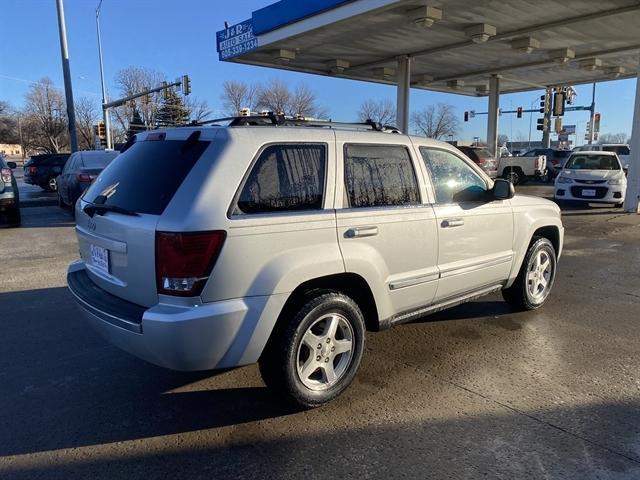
(217, 20), (258, 60)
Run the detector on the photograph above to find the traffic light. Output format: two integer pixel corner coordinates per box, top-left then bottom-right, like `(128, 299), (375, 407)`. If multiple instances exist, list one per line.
(539, 93), (551, 114)
(464, 111), (469, 122)
(536, 118), (548, 132)
(552, 92), (565, 116)
(182, 75), (191, 96)
(516, 106), (523, 118)
(594, 113), (601, 132)
(97, 122), (106, 138)
(554, 117), (563, 134)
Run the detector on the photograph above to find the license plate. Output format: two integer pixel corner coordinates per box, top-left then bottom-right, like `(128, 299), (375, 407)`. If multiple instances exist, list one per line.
(90, 244), (109, 275)
(582, 189), (596, 197)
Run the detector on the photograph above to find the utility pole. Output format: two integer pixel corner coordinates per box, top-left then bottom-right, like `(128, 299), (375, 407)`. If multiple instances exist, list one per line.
(55, 0), (78, 152)
(96, 0), (112, 149)
(588, 82), (596, 145)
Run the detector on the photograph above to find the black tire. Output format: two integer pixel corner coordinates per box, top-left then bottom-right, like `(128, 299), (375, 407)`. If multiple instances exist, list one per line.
(502, 236), (556, 311)
(57, 191), (66, 208)
(8, 207), (21, 227)
(503, 167), (521, 186)
(44, 177), (58, 192)
(259, 292), (365, 409)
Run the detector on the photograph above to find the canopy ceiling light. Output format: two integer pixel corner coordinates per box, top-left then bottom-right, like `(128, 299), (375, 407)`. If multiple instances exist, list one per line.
(273, 49), (296, 64)
(374, 67), (395, 80)
(410, 5), (442, 28)
(511, 37), (540, 54)
(464, 24), (496, 43)
(605, 66), (625, 78)
(550, 48), (575, 64)
(413, 74), (434, 86)
(447, 80), (464, 89)
(579, 58), (602, 71)
(327, 59), (350, 74)
(475, 84), (489, 94)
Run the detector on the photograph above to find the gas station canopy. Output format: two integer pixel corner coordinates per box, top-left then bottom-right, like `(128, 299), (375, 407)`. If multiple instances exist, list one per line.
(217, 0), (640, 212)
(217, 0), (640, 96)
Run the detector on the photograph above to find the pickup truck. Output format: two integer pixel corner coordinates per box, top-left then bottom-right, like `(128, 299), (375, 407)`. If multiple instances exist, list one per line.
(498, 153), (546, 185)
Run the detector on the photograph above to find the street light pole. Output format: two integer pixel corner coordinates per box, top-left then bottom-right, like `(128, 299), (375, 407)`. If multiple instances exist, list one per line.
(96, 0), (112, 149)
(55, 0), (78, 152)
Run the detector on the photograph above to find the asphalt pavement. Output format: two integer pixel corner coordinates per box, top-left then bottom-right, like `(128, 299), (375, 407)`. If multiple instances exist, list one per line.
(13, 167), (58, 207)
(1, 185), (639, 479)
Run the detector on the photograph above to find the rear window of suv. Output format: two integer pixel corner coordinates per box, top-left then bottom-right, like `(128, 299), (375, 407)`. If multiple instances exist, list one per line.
(82, 138), (209, 215)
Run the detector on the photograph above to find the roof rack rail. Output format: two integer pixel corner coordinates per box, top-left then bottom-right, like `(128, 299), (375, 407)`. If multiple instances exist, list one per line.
(187, 112), (402, 133)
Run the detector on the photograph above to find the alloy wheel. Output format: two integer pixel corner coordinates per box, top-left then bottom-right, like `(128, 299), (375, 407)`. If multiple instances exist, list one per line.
(296, 313), (354, 391)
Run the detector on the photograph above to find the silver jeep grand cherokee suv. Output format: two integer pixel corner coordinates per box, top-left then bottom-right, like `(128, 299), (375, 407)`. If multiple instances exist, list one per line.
(68, 116), (563, 408)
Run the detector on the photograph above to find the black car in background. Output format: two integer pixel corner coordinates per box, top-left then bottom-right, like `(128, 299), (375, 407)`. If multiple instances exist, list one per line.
(57, 150), (119, 213)
(23, 153), (71, 191)
(0, 157), (20, 226)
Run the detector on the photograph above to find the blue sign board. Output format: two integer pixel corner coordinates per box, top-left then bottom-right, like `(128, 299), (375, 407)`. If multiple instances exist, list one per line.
(216, 20), (258, 61)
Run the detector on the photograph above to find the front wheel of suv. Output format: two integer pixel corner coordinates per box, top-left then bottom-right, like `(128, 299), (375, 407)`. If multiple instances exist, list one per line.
(259, 292), (365, 408)
(502, 236), (556, 311)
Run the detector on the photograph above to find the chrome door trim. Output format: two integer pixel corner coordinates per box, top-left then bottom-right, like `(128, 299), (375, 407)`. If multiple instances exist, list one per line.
(439, 253), (513, 279)
(389, 271), (440, 291)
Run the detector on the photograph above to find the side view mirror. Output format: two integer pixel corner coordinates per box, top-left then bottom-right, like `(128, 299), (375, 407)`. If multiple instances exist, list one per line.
(7, 161), (17, 169)
(493, 178), (515, 200)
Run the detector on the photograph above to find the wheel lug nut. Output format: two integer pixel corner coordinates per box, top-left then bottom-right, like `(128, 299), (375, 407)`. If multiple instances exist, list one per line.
(331, 346), (335, 352)
(326, 338), (331, 343)
(316, 356), (321, 361)
(317, 344), (322, 349)
(325, 358), (329, 362)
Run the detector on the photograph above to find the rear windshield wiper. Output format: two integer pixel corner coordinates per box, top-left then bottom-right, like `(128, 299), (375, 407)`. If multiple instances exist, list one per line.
(83, 202), (139, 218)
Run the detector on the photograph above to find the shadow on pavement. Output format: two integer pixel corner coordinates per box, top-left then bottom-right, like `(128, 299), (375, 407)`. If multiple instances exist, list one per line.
(2, 401), (639, 479)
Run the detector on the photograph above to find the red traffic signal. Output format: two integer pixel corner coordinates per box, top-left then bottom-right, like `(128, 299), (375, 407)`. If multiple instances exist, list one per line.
(517, 106), (523, 118)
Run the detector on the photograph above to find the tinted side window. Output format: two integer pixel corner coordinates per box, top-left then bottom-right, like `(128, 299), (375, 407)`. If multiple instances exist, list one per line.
(344, 144), (420, 208)
(236, 144), (326, 215)
(420, 148), (487, 204)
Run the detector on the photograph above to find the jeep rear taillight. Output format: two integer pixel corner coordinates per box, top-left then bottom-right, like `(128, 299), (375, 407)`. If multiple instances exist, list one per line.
(1, 168), (12, 183)
(155, 231), (226, 297)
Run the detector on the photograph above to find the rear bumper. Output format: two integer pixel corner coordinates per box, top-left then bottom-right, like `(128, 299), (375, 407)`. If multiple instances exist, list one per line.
(67, 261), (287, 371)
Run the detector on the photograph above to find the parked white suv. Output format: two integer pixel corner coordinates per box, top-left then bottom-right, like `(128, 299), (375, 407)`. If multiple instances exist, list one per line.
(67, 116), (564, 407)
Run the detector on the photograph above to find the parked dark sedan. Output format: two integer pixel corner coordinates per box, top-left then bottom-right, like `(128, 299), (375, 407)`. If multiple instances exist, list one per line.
(0, 157), (20, 226)
(455, 145), (499, 178)
(23, 153), (71, 191)
(57, 150), (119, 213)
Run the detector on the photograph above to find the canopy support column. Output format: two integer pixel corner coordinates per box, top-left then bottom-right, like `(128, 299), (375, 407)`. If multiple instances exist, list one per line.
(487, 74), (500, 157)
(396, 55), (411, 133)
(623, 67), (640, 213)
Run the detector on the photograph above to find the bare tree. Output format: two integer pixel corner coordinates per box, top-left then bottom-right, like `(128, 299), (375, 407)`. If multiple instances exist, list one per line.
(598, 132), (630, 144)
(113, 66), (165, 132)
(358, 98), (396, 125)
(257, 78), (290, 114)
(23, 77), (69, 153)
(411, 103), (459, 140)
(75, 97), (99, 150)
(289, 83), (327, 118)
(0, 101), (19, 144)
(221, 80), (259, 116)
(185, 97), (211, 122)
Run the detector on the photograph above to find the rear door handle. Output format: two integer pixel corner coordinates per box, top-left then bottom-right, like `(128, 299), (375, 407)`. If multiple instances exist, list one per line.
(441, 218), (464, 228)
(345, 226), (379, 238)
